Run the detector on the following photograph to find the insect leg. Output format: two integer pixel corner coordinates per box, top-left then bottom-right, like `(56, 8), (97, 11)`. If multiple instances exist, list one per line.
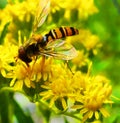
(65, 61), (74, 75)
(41, 56), (46, 74)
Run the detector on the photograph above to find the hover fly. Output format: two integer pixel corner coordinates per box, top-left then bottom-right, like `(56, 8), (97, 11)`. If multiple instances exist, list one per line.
(18, 0), (79, 66)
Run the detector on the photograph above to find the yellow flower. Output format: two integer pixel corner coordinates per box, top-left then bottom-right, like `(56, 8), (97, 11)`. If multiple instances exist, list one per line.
(6, 0), (37, 21)
(51, 0), (98, 19)
(71, 71), (87, 93)
(5, 56), (54, 91)
(32, 57), (53, 82)
(50, 0), (61, 13)
(0, 40), (17, 76)
(8, 63), (33, 90)
(78, 29), (102, 55)
(72, 74), (113, 122)
(72, 50), (89, 68)
(0, 0), (38, 43)
(58, 0), (80, 9)
(78, 0), (99, 18)
(40, 63), (74, 110)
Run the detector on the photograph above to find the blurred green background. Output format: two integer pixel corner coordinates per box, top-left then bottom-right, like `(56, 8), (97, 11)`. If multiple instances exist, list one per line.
(88, 1), (120, 122)
(90, 0), (120, 85)
(90, 0), (120, 98)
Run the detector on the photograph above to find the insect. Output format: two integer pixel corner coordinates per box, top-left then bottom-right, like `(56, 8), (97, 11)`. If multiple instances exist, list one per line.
(18, 0), (79, 66)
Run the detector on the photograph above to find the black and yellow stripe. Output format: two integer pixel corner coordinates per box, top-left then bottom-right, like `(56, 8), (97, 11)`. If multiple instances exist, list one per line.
(18, 26), (79, 64)
(44, 26), (79, 42)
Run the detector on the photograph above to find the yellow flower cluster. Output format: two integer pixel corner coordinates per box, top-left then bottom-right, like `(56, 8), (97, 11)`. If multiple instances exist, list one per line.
(0, 40), (113, 122)
(67, 29), (102, 56)
(0, 0), (113, 122)
(78, 29), (102, 55)
(51, 0), (99, 18)
(0, 0), (37, 43)
(0, 40), (17, 76)
(72, 74), (112, 122)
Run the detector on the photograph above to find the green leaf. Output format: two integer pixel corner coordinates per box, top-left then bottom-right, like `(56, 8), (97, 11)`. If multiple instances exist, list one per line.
(11, 97), (34, 123)
(64, 117), (69, 123)
(0, 92), (12, 123)
(38, 102), (51, 123)
(0, 0), (7, 9)
(0, 22), (10, 44)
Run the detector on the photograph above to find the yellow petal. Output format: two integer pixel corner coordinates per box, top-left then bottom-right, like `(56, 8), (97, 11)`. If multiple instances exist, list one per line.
(71, 105), (83, 109)
(88, 110), (93, 119)
(36, 73), (41, 82)
(99, 107), (110, 117)
(82, 111), (90, 122)
(13, 80), (23, 90)
(95, 111), (99, 119)
(24, 78), (31, 88)
(10, 77), (16, 87)
(43, 73), (48, 81)
(1, 68), (6, 77)
(61, 98), (67, 110)
(49, 96), (57, 108)
(80, 107), (88, 114)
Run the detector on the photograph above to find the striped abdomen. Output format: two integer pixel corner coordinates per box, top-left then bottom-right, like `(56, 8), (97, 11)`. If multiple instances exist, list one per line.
(44, 26), (79, 42)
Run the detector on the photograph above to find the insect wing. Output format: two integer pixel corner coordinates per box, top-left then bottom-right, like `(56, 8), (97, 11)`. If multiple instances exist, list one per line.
(46, 39), (65, 48)
(41, 40), (78, 60)
(33, 0), (50, 32)
(52, 42), (78, 60)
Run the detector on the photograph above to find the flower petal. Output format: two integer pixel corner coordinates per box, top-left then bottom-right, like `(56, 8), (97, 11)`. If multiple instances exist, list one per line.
(99, 108), (110, 117)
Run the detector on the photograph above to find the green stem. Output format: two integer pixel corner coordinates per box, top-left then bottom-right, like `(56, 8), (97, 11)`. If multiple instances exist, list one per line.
(38, 100), (81, 121)
(0, 87), (14, 94)
(0, 91), (13, 123)
(0, 87), (25, 95)
(62, 112), (82, 121)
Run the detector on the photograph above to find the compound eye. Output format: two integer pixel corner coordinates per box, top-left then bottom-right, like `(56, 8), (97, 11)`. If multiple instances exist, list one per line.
(18, 46), (26, 60)
(18, 46), (32, 64)
(18, 46), (25, 54)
